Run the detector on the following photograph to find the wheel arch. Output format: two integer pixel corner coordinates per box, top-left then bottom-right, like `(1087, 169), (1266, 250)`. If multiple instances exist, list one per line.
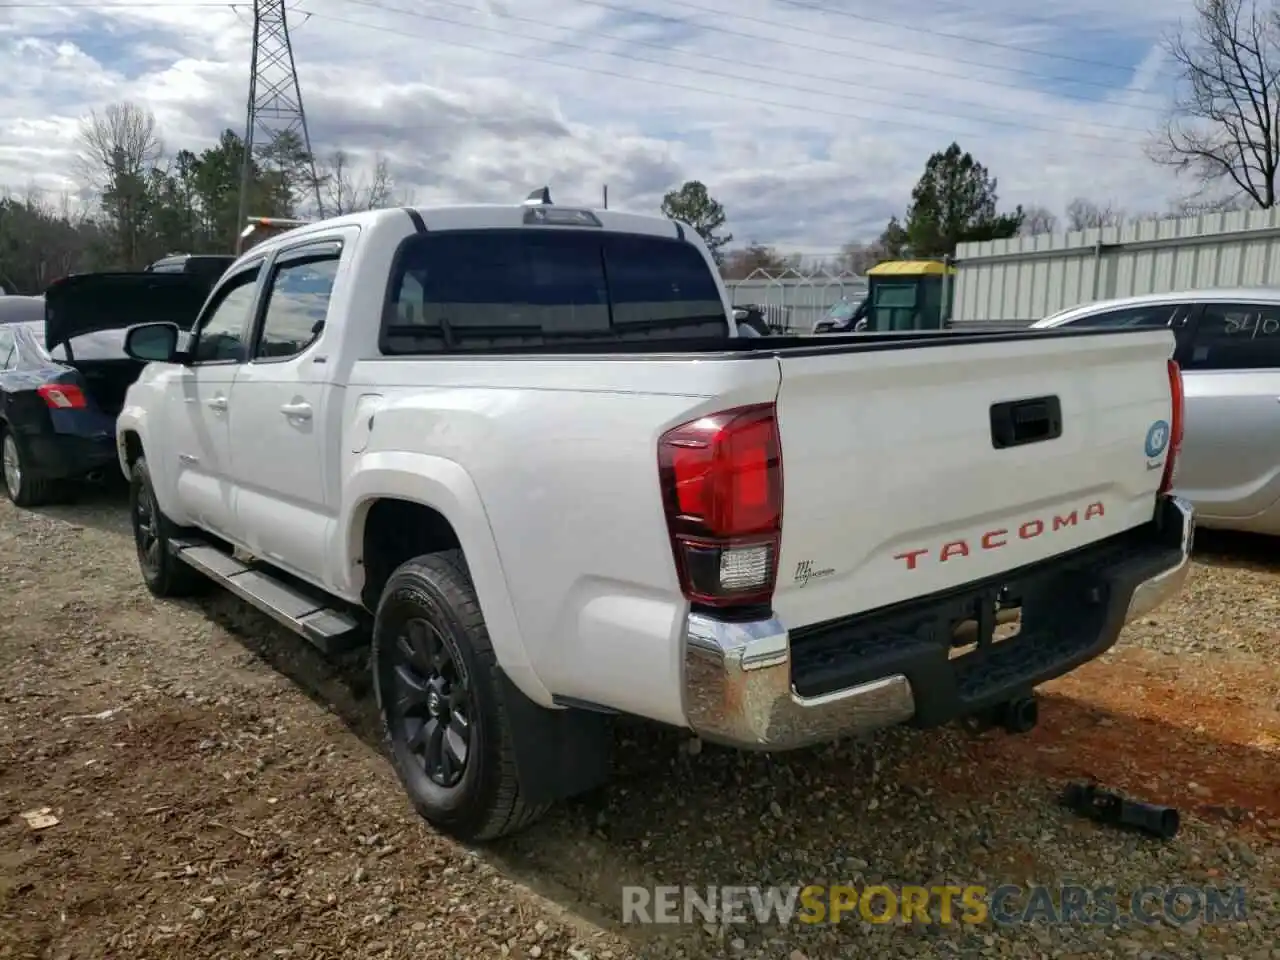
(342, 451), (550, 707)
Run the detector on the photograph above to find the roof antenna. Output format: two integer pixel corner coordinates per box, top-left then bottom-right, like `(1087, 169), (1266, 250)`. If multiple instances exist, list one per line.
(523, 186), (552, 206)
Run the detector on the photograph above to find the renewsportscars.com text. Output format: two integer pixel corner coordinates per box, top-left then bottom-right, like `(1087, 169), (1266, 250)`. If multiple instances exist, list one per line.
(621, 884), (1248, 927)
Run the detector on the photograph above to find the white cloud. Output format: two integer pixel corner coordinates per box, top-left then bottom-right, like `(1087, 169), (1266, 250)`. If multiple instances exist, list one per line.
(0, 0), (1203, 254)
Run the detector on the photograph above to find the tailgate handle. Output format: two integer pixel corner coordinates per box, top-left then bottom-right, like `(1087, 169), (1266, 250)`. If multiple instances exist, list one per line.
(990, 396), (1062, 449)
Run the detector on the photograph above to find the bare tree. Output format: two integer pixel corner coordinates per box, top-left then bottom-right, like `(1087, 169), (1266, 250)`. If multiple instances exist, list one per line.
(317, 149), (395, 215)
(721, 243), (794, 279)
(76, 102), (163, 267)
(835, 239), (888, 274)
(1018, 205), (1058, 236)
(1153, 0), (1280, 207)
(75, 102), (163, 189)
(1170, 193), (1252, 214)
(1065, 197), (1125, 231)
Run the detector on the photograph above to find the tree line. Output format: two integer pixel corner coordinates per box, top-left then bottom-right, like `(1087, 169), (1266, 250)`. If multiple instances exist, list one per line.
(0, 101), (402, 294)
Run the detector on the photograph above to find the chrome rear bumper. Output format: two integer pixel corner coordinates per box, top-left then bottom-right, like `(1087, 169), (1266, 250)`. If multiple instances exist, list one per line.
(681, 496), (1195, 751)
(1124, 496), (1194, 621)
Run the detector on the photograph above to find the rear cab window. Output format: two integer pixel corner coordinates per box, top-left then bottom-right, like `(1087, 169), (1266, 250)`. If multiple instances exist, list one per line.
(380, 229), (727, 354)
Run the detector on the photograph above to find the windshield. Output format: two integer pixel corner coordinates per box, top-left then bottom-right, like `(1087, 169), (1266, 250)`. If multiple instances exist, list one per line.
(825, 299), (858, 322)
(383, 228), (728, 353)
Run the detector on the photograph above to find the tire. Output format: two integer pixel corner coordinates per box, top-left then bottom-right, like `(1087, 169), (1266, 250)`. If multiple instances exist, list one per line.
(1, 427), (57, 507)
(372, 550), (550, 842)
(129, 456), (206, 598)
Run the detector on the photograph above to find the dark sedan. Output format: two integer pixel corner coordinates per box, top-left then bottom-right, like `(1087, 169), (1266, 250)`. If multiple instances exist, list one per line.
(0, 273), (212, 506)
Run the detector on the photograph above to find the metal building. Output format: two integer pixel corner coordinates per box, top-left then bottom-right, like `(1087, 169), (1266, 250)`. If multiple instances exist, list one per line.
(950, 207), (1280, 324)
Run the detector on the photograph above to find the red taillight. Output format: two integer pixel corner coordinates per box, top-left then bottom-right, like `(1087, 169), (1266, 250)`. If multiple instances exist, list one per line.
(658, 403), (783, 608)
(1160, 359), (1184, 495)
(37, 383), (87, 409)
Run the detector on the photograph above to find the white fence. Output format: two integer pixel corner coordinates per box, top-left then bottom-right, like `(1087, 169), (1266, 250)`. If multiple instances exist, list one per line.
(951, 207), (1280, 323)
(726, 269), (867, 333)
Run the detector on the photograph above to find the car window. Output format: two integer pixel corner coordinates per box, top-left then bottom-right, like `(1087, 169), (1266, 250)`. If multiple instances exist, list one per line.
(254, 247), (341, 361)
(382, 229), (727, 354)
(0, 328), (15, 370)
(192, 265), (261, 364)
(1185, 302), (1280, 370)
(9, 322), (52, 368)
(1068, 304), (1177, 328)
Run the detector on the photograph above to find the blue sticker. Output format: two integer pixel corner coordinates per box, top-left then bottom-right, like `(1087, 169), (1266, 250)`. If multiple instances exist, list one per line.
(1145, 420), (1170, 459)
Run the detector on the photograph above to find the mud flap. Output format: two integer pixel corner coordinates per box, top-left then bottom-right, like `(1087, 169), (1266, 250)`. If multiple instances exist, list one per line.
(498, 671), (614, 805)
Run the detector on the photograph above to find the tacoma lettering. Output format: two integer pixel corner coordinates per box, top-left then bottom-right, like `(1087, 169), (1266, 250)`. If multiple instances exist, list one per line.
(894, 501), (1106, 571)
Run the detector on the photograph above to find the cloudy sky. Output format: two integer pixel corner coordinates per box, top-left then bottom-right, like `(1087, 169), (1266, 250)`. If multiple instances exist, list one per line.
(1, 0), (1200, 254)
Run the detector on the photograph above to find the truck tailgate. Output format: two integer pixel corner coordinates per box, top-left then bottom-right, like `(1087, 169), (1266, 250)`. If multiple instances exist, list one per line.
(771, 330), (1176, 631)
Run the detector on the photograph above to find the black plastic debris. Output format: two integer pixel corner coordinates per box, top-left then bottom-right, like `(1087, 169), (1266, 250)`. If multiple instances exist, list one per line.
(1060, 781), (1181, 840)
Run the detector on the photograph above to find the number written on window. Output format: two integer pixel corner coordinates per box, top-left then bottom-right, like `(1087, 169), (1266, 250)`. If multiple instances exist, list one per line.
(256, 251), (340, 360)
(1187, 302), (1280, 370)
(1220, 308), (1280, 338)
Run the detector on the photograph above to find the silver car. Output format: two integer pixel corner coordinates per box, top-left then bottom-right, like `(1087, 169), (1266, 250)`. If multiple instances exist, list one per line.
(1032, 289), (1280, 537)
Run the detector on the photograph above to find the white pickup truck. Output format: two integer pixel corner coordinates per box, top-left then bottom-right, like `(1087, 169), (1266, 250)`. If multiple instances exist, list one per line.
(115, 195), (1194, 842)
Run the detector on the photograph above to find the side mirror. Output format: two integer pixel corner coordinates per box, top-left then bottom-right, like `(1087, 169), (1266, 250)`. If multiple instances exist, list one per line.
(124, 322), (181, 363)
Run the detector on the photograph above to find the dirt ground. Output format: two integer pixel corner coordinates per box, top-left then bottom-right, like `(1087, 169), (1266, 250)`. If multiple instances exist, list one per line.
(1, 489), (1278, 959)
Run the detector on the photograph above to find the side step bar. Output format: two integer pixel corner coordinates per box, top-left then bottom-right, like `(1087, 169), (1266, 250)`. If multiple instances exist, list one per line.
(171, 539), (366, 656)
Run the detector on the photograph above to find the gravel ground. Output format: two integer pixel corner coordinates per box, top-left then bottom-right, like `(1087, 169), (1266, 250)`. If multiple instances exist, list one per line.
(1, 489), (1278, 959)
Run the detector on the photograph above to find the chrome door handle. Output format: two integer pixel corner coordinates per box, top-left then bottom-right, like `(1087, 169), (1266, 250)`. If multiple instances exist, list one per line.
(280, 401), (312, 420)
(206, 395), (228, 412)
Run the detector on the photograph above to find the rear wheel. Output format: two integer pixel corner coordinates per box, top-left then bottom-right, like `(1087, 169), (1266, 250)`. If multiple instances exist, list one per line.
(129, 456), (206, 597)
(372, 551), (549, 842)
(1, 428), (55, 507)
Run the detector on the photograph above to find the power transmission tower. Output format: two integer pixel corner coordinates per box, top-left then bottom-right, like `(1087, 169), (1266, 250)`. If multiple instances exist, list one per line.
(236, 0), (322, 247)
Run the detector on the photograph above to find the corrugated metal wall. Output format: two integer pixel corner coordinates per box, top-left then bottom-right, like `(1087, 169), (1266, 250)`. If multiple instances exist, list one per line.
(950, 207), (1280, 323)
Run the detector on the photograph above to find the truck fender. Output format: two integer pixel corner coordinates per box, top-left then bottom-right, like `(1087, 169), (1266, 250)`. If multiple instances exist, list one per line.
(115, 408), (190, 526)
(341, 451), (553, 707)
(115, 405), (149, 478)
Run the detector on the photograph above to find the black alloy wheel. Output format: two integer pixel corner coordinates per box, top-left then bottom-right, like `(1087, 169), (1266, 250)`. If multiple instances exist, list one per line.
(133, 470), (162, 580)
(389, 615), (473, 787)
(372, 552), (550, 842)
(128, 456), (205, 597)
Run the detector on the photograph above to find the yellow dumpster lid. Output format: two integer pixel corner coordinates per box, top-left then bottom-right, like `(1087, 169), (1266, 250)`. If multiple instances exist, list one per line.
(866, 259), (956, 276)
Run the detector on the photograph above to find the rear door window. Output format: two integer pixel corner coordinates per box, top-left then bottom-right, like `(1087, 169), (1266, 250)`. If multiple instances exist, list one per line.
(382, 229), (726, 354)
(253, 243), (341, 360)
(1185, 302), (1280, 370)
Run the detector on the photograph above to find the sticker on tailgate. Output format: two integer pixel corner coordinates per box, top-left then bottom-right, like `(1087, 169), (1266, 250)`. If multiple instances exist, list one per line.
(1145, 420), (1170, 471)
